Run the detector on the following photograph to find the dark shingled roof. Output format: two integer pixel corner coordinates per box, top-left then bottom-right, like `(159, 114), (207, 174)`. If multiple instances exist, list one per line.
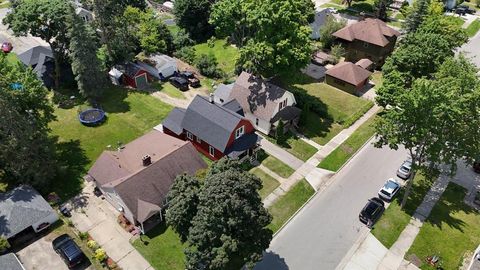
(0, 186), (57, 239)
(326, 62), (372, 86)
(333, 18), (400, 47)
(163, 95), (245, 152)
(224, 133), (261, 158)
(162, 108), (186, 135)
(0, 254), (25, 270)
(87, 130), (207, 223)
(17, 46), (53, 66)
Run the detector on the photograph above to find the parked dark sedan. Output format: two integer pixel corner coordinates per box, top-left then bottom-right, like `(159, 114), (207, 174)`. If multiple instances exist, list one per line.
(52, 234), (86, 269)
(359, 197), (385, 227)
(457, 5), (475, 14)
(179, 71), (201, 87)
(169, 76), (189, 91)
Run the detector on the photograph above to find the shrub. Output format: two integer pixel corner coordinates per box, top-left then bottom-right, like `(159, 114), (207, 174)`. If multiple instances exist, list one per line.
(207, 36), (216, 48)
(330, 44), (345, 64)
(87, 240), (98, 250)
(195, 53), (223, 78)
(94, 248), (107, 262)
(0, 237), (10, 251)
(173, 46), (197, 64)
(78, 232), (89, 240)
(65, 219), (74, 227)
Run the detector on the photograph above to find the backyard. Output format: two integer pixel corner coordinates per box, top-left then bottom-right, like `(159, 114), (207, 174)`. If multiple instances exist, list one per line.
(49, 86), (173, 199)
(371, 173), (436, 248)
(193, 39), (239, 78)
(406, 183), (480, 270)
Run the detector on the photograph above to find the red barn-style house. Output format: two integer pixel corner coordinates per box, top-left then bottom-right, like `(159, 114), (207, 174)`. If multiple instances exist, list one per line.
(162, 95), (260, 160)
(109, 62), (152, 89)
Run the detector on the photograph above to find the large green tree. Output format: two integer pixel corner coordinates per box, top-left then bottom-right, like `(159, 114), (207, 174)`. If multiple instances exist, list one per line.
(0, 55), (57, 189)
(68, 11), (108, 100)
(375, 56), (480, 208)
(166, 159), (272, 270)
(318, 16), (347, 49)
(374, 0), (393, 21)
(4, 0), (72, 88)
(211, 0), (314, 76)
(403, 0), (430, 33)
(174, 0), (215, 41)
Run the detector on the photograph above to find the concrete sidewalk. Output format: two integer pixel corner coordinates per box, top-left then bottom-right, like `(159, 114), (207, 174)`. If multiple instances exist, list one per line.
(258, 135), (305, 170)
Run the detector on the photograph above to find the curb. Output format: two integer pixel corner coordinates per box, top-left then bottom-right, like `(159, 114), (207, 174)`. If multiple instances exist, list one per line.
(332, 134), (376, 173)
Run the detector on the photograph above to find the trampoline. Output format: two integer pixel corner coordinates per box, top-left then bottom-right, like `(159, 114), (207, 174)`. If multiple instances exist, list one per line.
(78, 108), (106, 126)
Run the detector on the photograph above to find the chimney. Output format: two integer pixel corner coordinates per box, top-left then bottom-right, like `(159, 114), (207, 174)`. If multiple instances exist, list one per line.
(209, 93), (214, 103)
(142, 155), (152, 166)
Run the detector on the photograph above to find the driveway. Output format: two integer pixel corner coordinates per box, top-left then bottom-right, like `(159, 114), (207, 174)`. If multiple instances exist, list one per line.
(0, 8), (48, 54)
(255, 141), (408, 270)
(69, 182), (153, 270)
(16, 233), (93, 270)
(459, 30), (480, 69)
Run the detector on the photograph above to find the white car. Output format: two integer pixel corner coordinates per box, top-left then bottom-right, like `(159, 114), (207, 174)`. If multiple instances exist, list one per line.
(397, 160), (412, 180)
(378, 178), (401, 201)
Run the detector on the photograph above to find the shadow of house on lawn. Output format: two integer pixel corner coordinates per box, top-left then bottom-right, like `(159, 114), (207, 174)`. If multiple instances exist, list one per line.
(49, 139), (90, 201)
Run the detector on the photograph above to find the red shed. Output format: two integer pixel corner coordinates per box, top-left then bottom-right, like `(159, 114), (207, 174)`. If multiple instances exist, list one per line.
(111, 62), (151, 89)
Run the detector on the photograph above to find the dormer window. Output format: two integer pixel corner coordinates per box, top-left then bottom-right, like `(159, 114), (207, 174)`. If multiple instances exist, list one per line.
(186, 131), (193, 140)
(235, 126), (245, 139)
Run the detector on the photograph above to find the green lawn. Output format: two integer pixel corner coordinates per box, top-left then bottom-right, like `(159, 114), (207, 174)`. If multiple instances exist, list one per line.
(372, 173), (435, 248)
(49, 87), (173, 199)
(133, 224), (186, 270)
(466, 19), (480, 37)
(193, 39), (239, 77)
(317, 113), (377, 171)
(274, 133), (318, 161)
(250, 168), (281, 199)
(152, 81), (186, 99)
(261, 156), (295, 178)
(406, 183), (480, 270)
(268, 179), (315, 233)
(371, 71), (383, 89)
(300, 112), (344, 146)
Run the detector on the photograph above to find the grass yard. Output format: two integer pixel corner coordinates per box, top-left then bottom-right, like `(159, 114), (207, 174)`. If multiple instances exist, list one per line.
(275, 133), (318, 161)
(268, 179), (315, 233)
(49, 87), (173, 199)
(300, 112), (344, 146)
(250, 168), (281, 199)
(371, 71), (383, 89)
(372, 173), (435, 248)
(466, 19), (480, 37)
(152, 81), (186, 99)
(406, 183), (480, 270)
(133, 224), (186, 270)
(194, 39), (239, 78)
(317, 113), (377, 171)
(261, 155), (295, 178)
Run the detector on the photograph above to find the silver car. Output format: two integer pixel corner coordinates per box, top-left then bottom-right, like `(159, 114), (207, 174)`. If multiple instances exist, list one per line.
(397, 160), (412, 179)
(378, 178), (400, 201)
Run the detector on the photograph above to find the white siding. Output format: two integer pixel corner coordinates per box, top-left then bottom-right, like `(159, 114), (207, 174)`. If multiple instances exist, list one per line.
(271, 92), (297, 117)
(245, 113), (271, 135)
(32, 212), (59, 233)
(100, 186), (135, 224)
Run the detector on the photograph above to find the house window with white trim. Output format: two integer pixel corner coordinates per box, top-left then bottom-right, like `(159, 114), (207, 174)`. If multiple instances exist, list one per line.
(186, 131), (193, 140)
(235, 126), (245, 139)
(209, 146), (215, 157)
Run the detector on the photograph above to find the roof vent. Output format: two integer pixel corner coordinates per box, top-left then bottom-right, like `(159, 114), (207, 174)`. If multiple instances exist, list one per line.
(142, 155), (152, 166)
(209, 93), (214, 103)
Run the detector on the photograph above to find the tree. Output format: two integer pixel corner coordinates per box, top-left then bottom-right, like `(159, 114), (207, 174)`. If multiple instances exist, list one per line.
(174, 0), (215, 41)
(4, 0), (72, 88)
(68, 11), (108, 100)
(375, 56), (480, 209)
(319, 16), (347, 49)
(166, 174), (201, 243)
(210, 0), (254, 47)
(0, 55), (57, 189)
(166, 159), (272, 270)
(196, 54), (222, 78)
(403, 0), (430, 33)
(173, 28), (194, 50)
(374, 0), (393, 21)
(330, 44), (345, 64)
(224, 0), (314, 76)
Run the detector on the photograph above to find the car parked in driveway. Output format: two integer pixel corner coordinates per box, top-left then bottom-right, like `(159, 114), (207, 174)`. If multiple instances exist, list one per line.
(397, 159), (412, 179)
(52, 234), (86, 269)
(169, 76), (189, 91)
(457, 5), (475, 14)
(359, 197), (385, 227)
(178, 71), (201, 87)
(378, 178), (401, 201)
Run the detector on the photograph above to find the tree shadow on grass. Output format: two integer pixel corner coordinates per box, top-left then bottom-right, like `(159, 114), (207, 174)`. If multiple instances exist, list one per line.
(98, 86), (131, 114)
(253, 251), (289, 270)
(424, 182), (475, 233)
(49, 139), (90, 201)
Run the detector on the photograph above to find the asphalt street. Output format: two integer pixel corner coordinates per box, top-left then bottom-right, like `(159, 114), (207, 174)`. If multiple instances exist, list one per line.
(255, 141), (408, 270)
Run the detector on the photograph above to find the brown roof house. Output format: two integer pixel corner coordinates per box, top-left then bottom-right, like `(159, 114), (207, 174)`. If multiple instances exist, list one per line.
(214, 72), (301, 136)
(325, 60), (372, 94)
(333, 18), (400, 67)
(86, 130), (207, 232)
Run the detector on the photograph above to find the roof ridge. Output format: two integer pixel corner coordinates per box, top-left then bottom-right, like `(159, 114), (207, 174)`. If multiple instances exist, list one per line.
(197, 95), (244, 120)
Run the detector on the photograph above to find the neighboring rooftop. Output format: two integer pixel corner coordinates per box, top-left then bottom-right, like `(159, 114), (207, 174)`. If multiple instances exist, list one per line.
(0, 253), (25, 270)
(326, 62), (372, 85)
(0, 186), (56, 239)
(333, 18), (400, 47)
(355, 58), (374, 70)
(229, 72), (290, 121)
(17, 46), (53, 66)
(213, 83), (234, 104)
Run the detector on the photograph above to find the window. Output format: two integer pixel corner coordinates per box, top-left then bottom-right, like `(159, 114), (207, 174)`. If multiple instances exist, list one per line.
(235, 126), (245, 139)
(279, 102), (283, 110)
(186, 132), (193, 140)
(209, 146), (215, 157)
(255, 118), (259, 126)
(283, 99), (287, 108)
(363, 42), (369, 48)
(196, 136), (201, 143)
